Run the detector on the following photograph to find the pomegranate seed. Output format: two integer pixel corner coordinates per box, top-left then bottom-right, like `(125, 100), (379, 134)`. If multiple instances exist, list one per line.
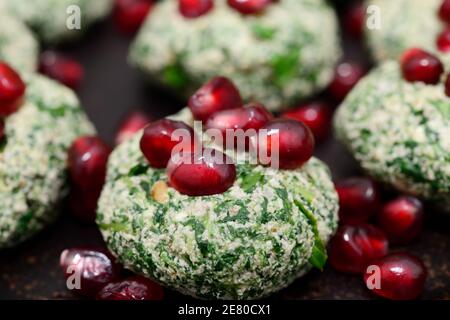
(115, 111), (152, 145)
(205, 102), (272, 150)
(188, 76), (242, 123)
(167, 148), (236, 196)
(68, 136), (111, 189)
(437, 28), (450, 53)
(0, 62), (26, 117)
(281, 101), (332, 142)
(96, 276), (164, 300)
(335, 177), (380, 224)
(140, 119), (198, 169)
(69, 185), (103, 224)
(400, 48), (444, 85)
(227, 0), (272, 15)
(60, 247), (121, 298)
(39, 51), (84, 90)
(0, 119), (4, 141)
(179, 0), (214, 18)
(377, 196), (424, 244)
(343, 3), (366, 39)
(113, 0), (154, 34)
(253, 119), (314, 170)
(438, 0), (450, 23)
(328, 61), (366, 102)
(364, 252), (427, 300)
(329, 223), (389, 274)
(445, 73), (450, 97)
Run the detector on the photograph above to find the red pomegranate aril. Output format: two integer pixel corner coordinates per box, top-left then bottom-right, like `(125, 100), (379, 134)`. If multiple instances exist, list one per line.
(364, 252), (427, 300)
(0, 119), (4, 141)
(167, 148), (236, 196)
(343, 3), (366, 39)
(400, 48), (444, 85)
(113, 0), (154, 34)
(445, 73), (450, 97)
(60, 247), (121, 298)
(115, 111), (152, 145)
(0, 62), (26, 117)
(328, 61), (366, 102)
(96, 276), (164, 300)
(39, 51), (84, 89)
(188, 76), (243, 123)
(282, 101), (332, 142)
(329, 223), (389, 274)
(68, 136), (111, 189)
(253, 119), (314, 170)
(377, 196), (424, 244)
(179, 0), (214, 18)
(439, 0), (450, 23)
(227, 0), (272, 15)
(69, 185), (103, 224)
(437, 28), (450, 53)
(140, 119), (198, 168)
(335, 177), (380, 223)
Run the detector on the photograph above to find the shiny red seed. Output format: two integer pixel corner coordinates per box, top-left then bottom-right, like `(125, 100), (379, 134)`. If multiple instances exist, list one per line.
(113, 0), (154, 34)
(179, 0), (214, 18)
(39, 51), (84, 90)
(335, 177), (380, 223)
(437, 28), (450, 53)
(364, 252), (427, 300)
(0, 62), (26, 117)
(188, 76), (242, 123)
(343, 3), (366, 39)
(167, 148), (236, 196)
(115, 111), (152, 145)
(253, 119), (314, 170)
(400, 48), (444, 85)
(445, 73), (450, 97)
(227, 0), (272, 15)
(281, 101), (332, 142)
(60, 247), (121, 298)
(377, 196), (424, 245)
(68, 136), (111, 189)
(96, 276), (164, 300)
(329, 223), (389, 274)
(0, 119), (4, 141)
(140, 119), (198, 168)
(68, 185), (103, 224)
(328, 61), (366, 102)
(438, 0), (450, 23)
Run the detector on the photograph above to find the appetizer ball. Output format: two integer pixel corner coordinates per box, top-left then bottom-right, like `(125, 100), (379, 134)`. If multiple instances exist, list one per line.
(0, 71), (94, 248)
(0, 0), (112, 44)
(129, 0), (341, 111)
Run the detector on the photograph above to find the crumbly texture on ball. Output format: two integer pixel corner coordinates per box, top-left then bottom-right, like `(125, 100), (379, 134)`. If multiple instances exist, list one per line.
(0, 74), (95, 248)
(129, 0), (341, 111)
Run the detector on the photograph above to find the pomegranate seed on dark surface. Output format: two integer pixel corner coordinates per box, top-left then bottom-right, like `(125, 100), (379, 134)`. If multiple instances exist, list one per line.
(115, 110), (152, 145)
(113, 0), (154, 34)
(140, 119), (198, 168)
(438, 0), (450, 23)
(188, 76), (243, 123)
(377, 196), (424, 244)
(39, 51), (84, 90)
(329, 223), (389, 274)
(69, 185), (103, 224)
(437, 28), (450, 53)
(0, 62), (26, 117)
(227, 0), (272, 15)
(364, 252), (427, 300)
(60, 247), (121, 298)
(167, 148), (236, 196)
(96, 276), (164, 300)
(179, 0), (214, 18)
(328, 61), (366, 102)
(400, 48), (444, 85)
(343, 3), (366, 39)
(281, 101), (332, 142)
(68, 136), (111, 189)
(335, 177), (380, 223)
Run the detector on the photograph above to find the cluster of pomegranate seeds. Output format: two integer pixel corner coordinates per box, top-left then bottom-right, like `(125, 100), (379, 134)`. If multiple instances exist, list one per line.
(342, 2), (366, 39)
(328, 61), (366, 102)
(281, 101), (332, 142)
(115, 110), (152, 145)
(188, 76), (243, 123)
(227, 0), (272, 15)
(400, 48), (443, 85)
(378, 196), (424, 245)
(438, 0), (450, 23)
(97, 276), (164, 300)
(39, 51), (84, 90)
(329, 223), (389, 273)
(335, 177), (380, 223)
(140, 119), (198, 168)
(364, 252), (427, 300)
(0, 62), (26, 117)
(113, 0), (154, 34)
(179, 0), (214, 18)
